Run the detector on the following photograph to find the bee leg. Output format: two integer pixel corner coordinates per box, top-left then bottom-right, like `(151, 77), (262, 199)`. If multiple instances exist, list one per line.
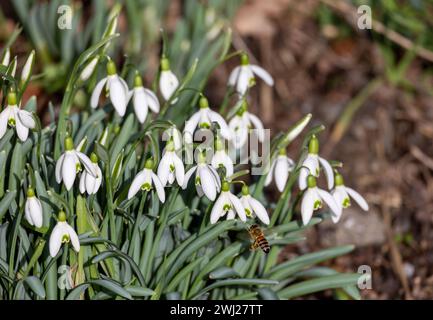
(250, 240), (259, 251)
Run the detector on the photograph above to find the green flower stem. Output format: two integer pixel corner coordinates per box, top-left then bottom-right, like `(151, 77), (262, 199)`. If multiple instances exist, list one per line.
(21, 239), (46, 278)
(59, 246), (68, 300)
(128, 192), (147, 265)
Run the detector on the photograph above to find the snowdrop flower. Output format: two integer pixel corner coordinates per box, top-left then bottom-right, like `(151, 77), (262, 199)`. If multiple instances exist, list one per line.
(163, 125), (183, 151)
(55, 137), (98, 191)
(0, 91), (35, 142)
(159, 57), (179, 102)
(1, 48), (10, 66)
(25, 187), (43, 228)
(79, 56), (99, 82)
(131, 72), (160, 123)
(210, 181), (246, 224)
(79, 153), (102, 195)
(240, 185), (270, 225)
(265, 148), (295, 192)
(157, 140), (185, 187)
(49, 210), (80, 257)
(91, 59), (130, 117)
(228, 53), (274, 96)
(182, 151), (221, 201)
(301, 175), (341, 226)
(184, 96), (231, 142)
(331, 172), (369, 223)
(20, 50), (35, 85)
(298, 135), (334, 191)
(211, 137), (233, 178)
(128, 158), (165, 203)
(229, 100), (264, 148)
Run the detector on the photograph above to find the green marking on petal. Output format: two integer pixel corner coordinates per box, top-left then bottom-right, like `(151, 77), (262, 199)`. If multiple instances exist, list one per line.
(195, 176), (201, 186)
(141, 183), (152, 191)
(169, 164), (175, 172)
(61, 234), (70, 243)
(223, 204), (232, 212)
(313, 200), (322, 210)
(76, 163), (82, 173)
(343, 197), (351, 208)
(199, 122), (210, 129)
(8, 117), (15, 127)
(245, 208), (252, 217)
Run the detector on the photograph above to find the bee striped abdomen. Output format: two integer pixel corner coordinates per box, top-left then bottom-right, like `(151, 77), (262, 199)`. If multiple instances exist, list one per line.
(248, 224), (270, 254)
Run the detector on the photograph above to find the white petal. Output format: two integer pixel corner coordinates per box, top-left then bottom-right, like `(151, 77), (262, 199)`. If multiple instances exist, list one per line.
(209, 110), (232, 140)
(157, 153), (171, 187)
(55, 154), (65, 183)
(208, 165), (221, 191)
(151, 172), (166, 203)
(28, 197), (43, 228)
(241, 196), (253, 217)
(144, 89), (160, 113)
(25, 199), (34, 226)
(128, 169), (148, 199)
(318, 188), (341, 220)
(264, 158), (276, 187)
(17, 110), (35, 129)
(182, 166), (197, 189)
(133, 88), (148, 123)
(228, 66), (241, 86)
(92, 166), (103, 193)
(248, 113), (265, 142)
(301, 189), (315, 226)
(331, 187), (347, 222)
(228, 193), (246, 222)
(85, 173), (96, 195)
(345, 187), (369, 211)
(236, 67), (253, 95)
(226, 209), (235, 220)
(109, 76), (127, 116)
(210, 193), (226, 224)
(318, 156), (335, 189)
(183, 111), (201, 138)
(65, 224), (80, 252)
(0, 108), (10, 139)
(75, 151), (98, 178)
(250, 65), (274, 86)
(199, 165), (217, 201)
(172, 153), (185, 186)
(274, 156), (289, 192)
(14, 109), (29, 142)
(49, 223), (65, 257)
(90, 78), (107, 108)
(62, 153), (77, 191)
(159, 71), (179, 101)
(249, 196), (270, 225)
(230, 116), (248, 149)
(79, 172), (86, 194)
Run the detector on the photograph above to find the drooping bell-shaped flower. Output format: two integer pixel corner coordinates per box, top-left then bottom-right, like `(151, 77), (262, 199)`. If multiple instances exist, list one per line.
(240, 185), (270, 225)
(25, 187), (43, 228)
(49, 210), (80, 257)
(301, 175), (341, 226)
(331, 172), (369, 223)
(91, 59), (130, 117)
(228, 53), (274, 96)
(157, 139), (185, 187)
(211, 136), (234, 178)
(55, 137), (98, 191)
(131, 72), (160, 123)
(210, 181), (246, 224)
(159, 57), (179, 102)
(1, 48), (10, 66)
(229, 100), (264, 149)
(0, 91), (36, 142)
(20, 50), (35, 87)
(184, 96), (232, 142)
(265, 148), (295, 192)
(298, 135), (334, 191)
(128, 158), (165, 203)
(79, 153), (102, 195)
(182, 151), (221, 201)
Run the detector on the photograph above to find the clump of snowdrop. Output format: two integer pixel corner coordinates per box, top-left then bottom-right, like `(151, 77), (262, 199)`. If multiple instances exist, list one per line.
(79, 153), (102, 195)
(91, 59), (130, 117)
(211, 136), (234, 178)
(210, 181), (246, 224)
(49, 210), (80, 258)
(159, 57), (179, 102)
(0, 91), (36, 142)
(24, 187), (43, 228)
(229, 100), (264, 149)
(331, 172), (369, 222)
(131, 72), (160, 123)
(265, 148), (295, 192)
(228, 53), (274, 96)
(157, 139), (185, 187)
(184, 96), (231, 142)
(301, 175), (341, 226)
(298, 135), (334, 190)
(128, 158), (165, 203)
(182, 150), (221, 201)
(55, 137), (98, 191)
(240, 185), (270, 225)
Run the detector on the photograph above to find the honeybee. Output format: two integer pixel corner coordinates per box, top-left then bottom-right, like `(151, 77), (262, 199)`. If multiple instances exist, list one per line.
(248, 224), (270, 254)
